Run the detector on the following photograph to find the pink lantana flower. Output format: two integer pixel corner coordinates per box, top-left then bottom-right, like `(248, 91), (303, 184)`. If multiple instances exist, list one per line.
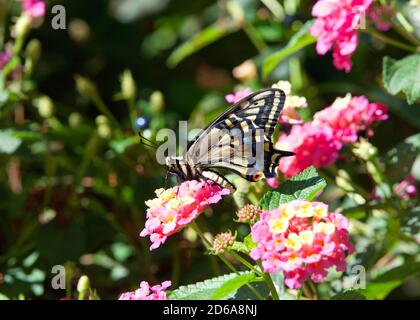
(140, 180), (230, 250)
(119, 281), (171, 300)
(266, 177), (280, 189)
(225, 88), (253, 104)
(19, 0), (46, 18)
(276, 122), (342, 178)
(394, 175), (417, 200)
(313, 94), (388, 144)
(250, 200), (354, 289)
(0, 50), (12, 70)
(310, 0), (372, 72)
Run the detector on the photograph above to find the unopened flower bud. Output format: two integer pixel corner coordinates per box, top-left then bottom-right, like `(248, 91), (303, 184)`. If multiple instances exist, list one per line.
(213, 231), (235, 254)
(77, 275), (90, 293)
(13, 15), (31, 39)
(34, 96), (54, 118)
(26, 39), (41, 62)
(120, 69), (137, 100)
(236, 204), (262, 224)
(69, 112), (82, 127)
(97, 124), (111, 139)
(75, 75), (98, 99)
(95, 115), (108, 126)
(150, 90), (164, 113)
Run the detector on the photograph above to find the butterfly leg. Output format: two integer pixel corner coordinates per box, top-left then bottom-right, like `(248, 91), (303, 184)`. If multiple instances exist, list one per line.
(201, 170), (236, 193)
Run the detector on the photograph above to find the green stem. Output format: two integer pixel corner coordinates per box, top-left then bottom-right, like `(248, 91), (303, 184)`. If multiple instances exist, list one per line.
(76, 133), (101, 186)
(91, 95), (121, 131)
(243, 24), (268, 52)
(392, 22), (420, 47)
(259, 0), (285, 20)
(228, 251), (264, 276)
(127, 98), (137, 131)
(191, 221), (264, 300)
(365, 27), (418, 52)
(256, 261), (280, 300)
(301, 282), (314, 300)
(263, 272), (280, 300)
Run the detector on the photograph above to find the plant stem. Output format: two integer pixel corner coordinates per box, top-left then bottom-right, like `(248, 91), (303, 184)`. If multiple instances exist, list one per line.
(256, 260), (280, 300)
(191, 221), (264, 300)
(365, 27), (418, 53)
(265, 273), (280, 300)
(301, 282), (314, 299)
(392, 22), (420, 47)
(243, 24), (268, 52)
(228, 251), (264, 276)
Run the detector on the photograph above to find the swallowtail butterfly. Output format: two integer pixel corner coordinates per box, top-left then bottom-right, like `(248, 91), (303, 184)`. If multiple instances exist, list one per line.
(141, 88), (295, 192)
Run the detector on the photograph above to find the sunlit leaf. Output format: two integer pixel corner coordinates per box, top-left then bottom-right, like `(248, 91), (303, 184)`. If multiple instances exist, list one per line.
(331, 290), (366, 300)
(168, 271), (260, 300)
(259, 167), (326, 210)
(167, 23), (239, 68)
(262, 20), (315, 78)
(383, 54), (420, 105)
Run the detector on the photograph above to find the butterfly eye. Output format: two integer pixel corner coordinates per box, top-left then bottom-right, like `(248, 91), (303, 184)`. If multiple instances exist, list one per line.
(252, 172), (264, 181)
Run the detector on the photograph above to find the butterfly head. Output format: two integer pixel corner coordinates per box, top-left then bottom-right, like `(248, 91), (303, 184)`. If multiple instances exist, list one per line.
(165, 156), (190, 180)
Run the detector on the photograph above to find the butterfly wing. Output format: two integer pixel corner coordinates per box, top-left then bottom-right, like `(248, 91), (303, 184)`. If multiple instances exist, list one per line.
(185, 88), (294, 182)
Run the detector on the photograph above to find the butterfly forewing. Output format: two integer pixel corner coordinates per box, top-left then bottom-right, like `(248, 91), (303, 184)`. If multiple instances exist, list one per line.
(185, 88), (290, 182)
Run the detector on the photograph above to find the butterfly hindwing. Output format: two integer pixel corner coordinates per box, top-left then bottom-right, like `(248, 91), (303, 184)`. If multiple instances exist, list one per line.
(185, 88), (292, 183)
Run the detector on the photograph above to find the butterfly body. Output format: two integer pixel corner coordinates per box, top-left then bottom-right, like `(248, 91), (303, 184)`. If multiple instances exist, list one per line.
(164, 88), (295, 192)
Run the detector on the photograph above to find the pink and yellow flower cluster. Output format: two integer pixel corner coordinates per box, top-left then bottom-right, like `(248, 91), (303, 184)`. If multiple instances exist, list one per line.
(310, 0), (372, 72)
(140, 180), (230, 250)
(250, 200), (354, 289)
(277, 94), (388, 177)
(119, 281), (171, 300)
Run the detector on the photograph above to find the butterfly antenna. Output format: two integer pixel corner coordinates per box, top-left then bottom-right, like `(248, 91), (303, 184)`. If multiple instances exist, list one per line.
(138, 133), (156, 145)
(138, 132), (158, 149)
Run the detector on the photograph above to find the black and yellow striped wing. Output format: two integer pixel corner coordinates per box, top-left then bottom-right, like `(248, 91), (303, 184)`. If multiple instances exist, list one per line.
(185, 88), (294, 182)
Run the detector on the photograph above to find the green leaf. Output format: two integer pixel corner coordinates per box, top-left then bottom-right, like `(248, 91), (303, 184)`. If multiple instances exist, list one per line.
(331, 290), (366, 300)
(244, 234), (257, 252)
(0, 130), (22, 154)
(363, 261), (420, 299)
(262, 20), (316, 78)
(167, 23), (239, 68)
(383, 54), (420, 105)
(230, 241), (250, 254)
(211, 272), (260, 300)
(385, 133), (420, 182)
(259, 190), (283, 210)
(362, 281), (400, 300)
(259, 167), (326, 210)
(230, 281), (270, 300)
(35, 221), (86, 265)
(168, 271), (259, 300)
(269, 270), (285, 297)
